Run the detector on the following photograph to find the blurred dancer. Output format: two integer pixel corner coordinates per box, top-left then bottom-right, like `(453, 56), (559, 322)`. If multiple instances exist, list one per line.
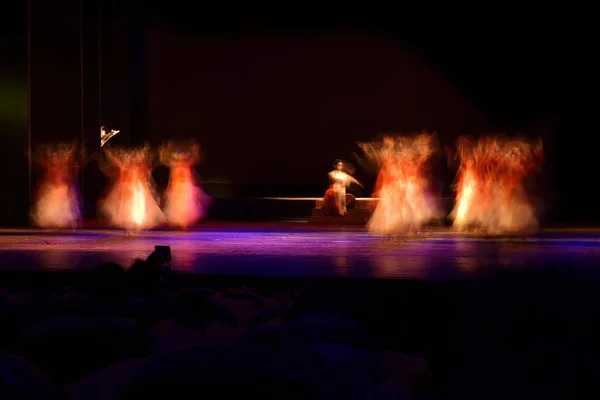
(450, 135), (543, 234)
(98, 144), (164, 232)
(359, 132), (441, 235)
(322, 160), (362, 216)
(31, 142), (81, 228)
(159, 141), (208, 228)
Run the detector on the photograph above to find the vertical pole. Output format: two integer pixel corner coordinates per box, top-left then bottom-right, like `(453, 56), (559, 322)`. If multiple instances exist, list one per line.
(80, 0), (85, 190)
(27, 0), (32, 217)
(130, 0), (144, 145)
(98, 0), (102, 126)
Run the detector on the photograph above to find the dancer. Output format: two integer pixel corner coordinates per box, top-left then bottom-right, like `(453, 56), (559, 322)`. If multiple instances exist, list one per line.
(98, 144), (164, 232)
(31, 142), (81, 228)
(450, 135), (543, 234)
(159, 140), (209, 228)
(322, 160), (362, 216)
(359, 132), (441, 235)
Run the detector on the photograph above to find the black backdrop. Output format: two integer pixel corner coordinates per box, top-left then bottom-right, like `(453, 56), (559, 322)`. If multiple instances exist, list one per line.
(0, 2), (28, 225)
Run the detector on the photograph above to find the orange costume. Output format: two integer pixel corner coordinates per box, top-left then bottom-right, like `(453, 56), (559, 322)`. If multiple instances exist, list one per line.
(31, 143), (81, 229)
(450, 136), (543, 234)
(160, 142), (208, 228)
(99, 145), (164, 231)
(359, 133), (441, 234)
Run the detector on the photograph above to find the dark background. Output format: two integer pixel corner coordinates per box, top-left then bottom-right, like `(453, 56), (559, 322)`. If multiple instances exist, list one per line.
(1, 2), (28, 225)
(0, 1), (594, 225)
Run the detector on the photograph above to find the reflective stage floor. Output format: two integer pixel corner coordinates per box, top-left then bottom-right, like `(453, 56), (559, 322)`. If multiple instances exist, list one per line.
(1, 224), (600, 279)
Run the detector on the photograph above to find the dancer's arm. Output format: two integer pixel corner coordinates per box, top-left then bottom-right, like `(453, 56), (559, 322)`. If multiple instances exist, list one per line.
(349, 175), (363, 188)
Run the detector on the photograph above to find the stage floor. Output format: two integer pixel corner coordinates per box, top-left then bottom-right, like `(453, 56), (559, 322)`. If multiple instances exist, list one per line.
(1, 224), (600, 278)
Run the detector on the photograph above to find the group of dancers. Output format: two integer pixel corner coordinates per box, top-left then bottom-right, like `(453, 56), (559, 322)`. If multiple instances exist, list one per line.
(322, 131), (543, 235)
(31, 127), (543, 235)
(31, 133), (207, 232)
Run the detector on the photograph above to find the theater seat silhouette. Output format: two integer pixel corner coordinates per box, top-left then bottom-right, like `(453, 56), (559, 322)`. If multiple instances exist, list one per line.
(23, 316), (150, 384)
(0, 349), (57, 400)
(116, 344), (385, 399)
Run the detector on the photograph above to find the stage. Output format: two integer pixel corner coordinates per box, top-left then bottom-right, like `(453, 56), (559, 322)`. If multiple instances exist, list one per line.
(1, 224), (600, 278)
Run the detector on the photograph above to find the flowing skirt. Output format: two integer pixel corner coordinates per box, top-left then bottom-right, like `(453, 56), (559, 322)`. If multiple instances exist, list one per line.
(100, 179), (164, 231)
(367, 182), (439, 235)
(32, 183), (81, 228)
(451, 184), (537, 234)
(322, 187), (355, 216)
(164, 180), (207, 228)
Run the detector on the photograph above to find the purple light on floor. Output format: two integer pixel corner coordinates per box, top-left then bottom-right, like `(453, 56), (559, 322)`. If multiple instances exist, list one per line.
(0, 226), (599, 278)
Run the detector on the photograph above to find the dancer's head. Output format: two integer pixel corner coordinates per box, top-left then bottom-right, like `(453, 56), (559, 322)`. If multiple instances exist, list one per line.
(334, 159), (344, 171)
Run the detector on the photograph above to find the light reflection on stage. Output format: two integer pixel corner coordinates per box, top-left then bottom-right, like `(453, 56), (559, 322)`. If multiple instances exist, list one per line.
(1, 226), (600, 278)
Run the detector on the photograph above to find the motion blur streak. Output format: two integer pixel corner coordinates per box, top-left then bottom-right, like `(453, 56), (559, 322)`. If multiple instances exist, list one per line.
(159, 141), (209, 228)
(450, 135), (544, 234)
(98, 145), (164, 232)
(359, 132), (442, 234)
(31, 142), (81, 228)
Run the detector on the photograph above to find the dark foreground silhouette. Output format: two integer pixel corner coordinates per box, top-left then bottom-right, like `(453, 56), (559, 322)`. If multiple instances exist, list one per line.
(1, 258), (599, 399)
